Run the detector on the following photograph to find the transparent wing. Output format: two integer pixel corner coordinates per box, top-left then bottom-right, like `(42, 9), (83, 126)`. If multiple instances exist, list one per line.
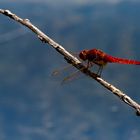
(61, 70), (81, 85)
(51, 64), (73, 76)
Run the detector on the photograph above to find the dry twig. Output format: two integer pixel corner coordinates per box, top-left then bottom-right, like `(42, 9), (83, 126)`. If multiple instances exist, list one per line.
(0, 9), (140, 116)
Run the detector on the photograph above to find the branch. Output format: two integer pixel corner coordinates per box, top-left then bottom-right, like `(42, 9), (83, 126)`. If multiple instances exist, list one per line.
(0, 9), (140, 116)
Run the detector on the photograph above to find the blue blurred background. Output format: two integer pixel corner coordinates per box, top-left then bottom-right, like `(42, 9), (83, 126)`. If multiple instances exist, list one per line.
(0, 0), (140, 140)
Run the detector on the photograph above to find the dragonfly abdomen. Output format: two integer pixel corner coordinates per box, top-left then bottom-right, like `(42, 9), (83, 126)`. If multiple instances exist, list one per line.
(105, 55), (140, 65)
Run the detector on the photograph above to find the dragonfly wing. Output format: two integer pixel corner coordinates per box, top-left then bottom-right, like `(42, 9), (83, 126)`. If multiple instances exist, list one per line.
(51, 64), (73, 76)
(61, 70), (81, 85)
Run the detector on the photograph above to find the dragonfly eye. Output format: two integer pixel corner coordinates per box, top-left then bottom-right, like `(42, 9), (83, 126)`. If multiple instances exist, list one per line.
(79, 50), (89, 61)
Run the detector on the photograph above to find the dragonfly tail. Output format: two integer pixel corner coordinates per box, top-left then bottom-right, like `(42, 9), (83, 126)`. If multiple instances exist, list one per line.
(105, 55), (140, 65)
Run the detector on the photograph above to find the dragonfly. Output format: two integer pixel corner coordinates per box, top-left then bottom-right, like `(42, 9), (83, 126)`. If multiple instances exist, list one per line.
(53, 48), (140, 84)
(79, 48), (140, 75)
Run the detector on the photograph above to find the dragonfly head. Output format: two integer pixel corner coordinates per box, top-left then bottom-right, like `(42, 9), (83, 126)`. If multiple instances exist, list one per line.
(79, 50), (89, 61)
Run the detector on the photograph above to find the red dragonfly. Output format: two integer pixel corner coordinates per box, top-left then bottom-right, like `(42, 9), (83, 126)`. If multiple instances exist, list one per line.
(53, 48), (140, 84)
(79, 48), (140, 75)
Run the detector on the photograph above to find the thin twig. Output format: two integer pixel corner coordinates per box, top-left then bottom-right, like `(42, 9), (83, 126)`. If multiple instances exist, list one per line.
(0, 9), (140, 116)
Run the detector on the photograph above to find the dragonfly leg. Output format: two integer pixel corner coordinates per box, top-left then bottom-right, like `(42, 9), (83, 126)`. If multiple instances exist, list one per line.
(86, 61), (94, 69)
(86, 60), (90, 69)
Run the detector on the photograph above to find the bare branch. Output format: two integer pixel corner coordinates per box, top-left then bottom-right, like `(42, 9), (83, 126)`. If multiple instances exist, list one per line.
(0, 9), (140, 116)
